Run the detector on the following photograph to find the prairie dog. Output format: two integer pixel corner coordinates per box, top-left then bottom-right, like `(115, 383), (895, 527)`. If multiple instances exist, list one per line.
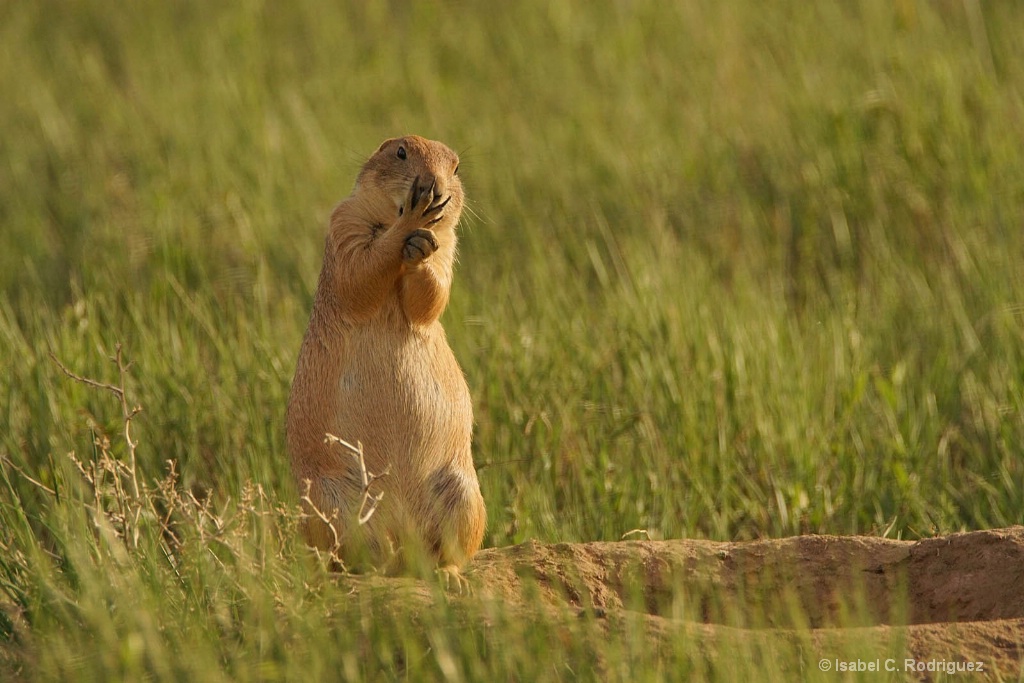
(286, 135), (485, 589)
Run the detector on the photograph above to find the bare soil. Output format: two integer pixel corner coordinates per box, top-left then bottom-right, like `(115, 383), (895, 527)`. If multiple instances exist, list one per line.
(351, 527), (1024, 678)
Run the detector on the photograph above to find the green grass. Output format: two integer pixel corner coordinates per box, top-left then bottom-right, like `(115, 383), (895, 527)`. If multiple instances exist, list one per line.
(1, 0), (1023, 679)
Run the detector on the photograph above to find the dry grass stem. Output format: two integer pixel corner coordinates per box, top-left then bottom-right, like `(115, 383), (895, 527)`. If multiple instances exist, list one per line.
(620, 529), (651, 540)
(322, 434), (389, 525)
(0, 455), (56, 497)
(49, 345), (142, 498)
(299, 479), (345, 569)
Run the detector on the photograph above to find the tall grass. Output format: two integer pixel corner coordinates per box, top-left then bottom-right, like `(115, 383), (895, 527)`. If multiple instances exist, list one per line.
(1, 0), (1022, 678)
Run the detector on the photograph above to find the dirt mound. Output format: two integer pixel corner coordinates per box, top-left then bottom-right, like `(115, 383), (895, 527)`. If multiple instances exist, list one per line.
(471, 527), (1024, 627)
(348, 527), (1024, 677)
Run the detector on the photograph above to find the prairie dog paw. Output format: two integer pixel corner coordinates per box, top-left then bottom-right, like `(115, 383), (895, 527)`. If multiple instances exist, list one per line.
(399, 175), (449, 228)
(403, 228), (438, 264)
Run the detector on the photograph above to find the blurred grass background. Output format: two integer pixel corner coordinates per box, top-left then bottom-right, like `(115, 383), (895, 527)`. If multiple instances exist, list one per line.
(1, 0), (1023, 679)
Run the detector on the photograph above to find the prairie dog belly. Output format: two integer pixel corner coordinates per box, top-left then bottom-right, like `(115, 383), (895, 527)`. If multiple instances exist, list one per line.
(335, 323), (473, 479)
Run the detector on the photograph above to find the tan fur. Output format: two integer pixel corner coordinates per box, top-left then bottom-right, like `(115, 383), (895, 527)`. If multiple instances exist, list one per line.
(286, 135), (485, 581)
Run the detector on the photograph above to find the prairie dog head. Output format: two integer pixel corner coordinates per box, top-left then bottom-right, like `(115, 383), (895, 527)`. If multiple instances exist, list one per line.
(355, 135), (464, 229)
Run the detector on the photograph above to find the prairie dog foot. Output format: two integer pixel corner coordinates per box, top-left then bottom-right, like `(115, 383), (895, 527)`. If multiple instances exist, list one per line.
(437, 564), (470, 595)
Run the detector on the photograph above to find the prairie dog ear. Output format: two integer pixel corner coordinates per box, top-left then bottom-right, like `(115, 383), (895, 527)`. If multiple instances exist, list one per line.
(375, 137), (398, 153)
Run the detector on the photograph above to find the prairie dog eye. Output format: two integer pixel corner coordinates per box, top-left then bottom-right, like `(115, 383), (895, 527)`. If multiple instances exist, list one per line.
(396, 146), (407, 160)
(454, 164), (460, 175)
